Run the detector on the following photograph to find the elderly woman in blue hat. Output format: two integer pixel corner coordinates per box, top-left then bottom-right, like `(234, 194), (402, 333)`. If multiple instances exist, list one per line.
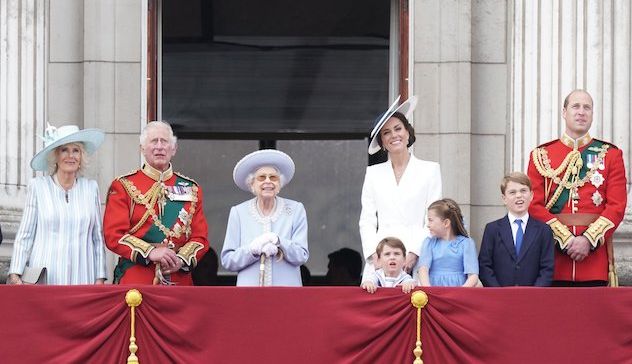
(7, 124), (107, 285)
(221, 150), (309, 286)
(359, 96), (442, 278)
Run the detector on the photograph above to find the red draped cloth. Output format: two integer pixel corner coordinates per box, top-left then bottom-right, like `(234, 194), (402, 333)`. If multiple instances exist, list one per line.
(1, 286), (632, 363)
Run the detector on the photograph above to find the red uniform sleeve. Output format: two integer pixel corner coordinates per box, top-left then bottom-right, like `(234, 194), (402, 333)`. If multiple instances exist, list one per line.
(103, 179), (136, 260)
(597, 147), (627, 240)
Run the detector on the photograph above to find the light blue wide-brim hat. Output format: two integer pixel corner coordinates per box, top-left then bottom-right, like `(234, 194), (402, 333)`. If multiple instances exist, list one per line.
(30, 123), (105, 171)
(368, 95), (418, 155)
(233, 149), (295, 192)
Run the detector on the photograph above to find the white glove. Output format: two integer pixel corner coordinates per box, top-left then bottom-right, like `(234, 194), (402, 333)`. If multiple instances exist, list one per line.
(261, 242), (279, 257)
(262, 232), (280, 245)
(249, 234), (269, 256)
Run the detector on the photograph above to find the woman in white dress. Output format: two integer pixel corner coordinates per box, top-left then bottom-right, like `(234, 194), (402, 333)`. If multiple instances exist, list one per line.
(221, 149), (309, 286)
(7, 124), (107, 285)
(359, 96), (442, 277)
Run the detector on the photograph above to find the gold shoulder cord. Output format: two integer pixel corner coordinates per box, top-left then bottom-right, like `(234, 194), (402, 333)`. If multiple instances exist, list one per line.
(531, 148), (580, 210)
(119, 177), (199, 242)
(531, 145), (609, 210)
(119, 178), (162, 234)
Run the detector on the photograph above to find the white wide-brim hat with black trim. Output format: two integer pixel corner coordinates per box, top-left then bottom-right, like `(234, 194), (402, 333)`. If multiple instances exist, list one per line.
(368, 95), (418, 155)
(233, 149), (295, 192)
(30, 123), (106, 171)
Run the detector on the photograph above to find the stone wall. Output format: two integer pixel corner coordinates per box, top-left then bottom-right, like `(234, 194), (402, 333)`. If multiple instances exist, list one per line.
(412, 0), (510, 245)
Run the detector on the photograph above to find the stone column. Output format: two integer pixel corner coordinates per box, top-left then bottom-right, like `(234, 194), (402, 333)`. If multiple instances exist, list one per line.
(412, 0), (473, 220)
(78, 0), (145, 282)
(511, 0), (632, 282)
(0, 0), (46, 277)
(0, 0), (46, 205)
(79, 0), (144, 191)
(412, 0), (511, 244)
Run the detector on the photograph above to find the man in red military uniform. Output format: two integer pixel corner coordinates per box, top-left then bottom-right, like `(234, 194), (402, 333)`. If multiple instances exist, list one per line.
(104, 121), (209, 285)
(527, 89), (627, 286)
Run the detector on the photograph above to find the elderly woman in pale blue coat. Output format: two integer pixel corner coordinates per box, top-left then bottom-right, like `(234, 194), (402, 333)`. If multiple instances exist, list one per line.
(221, 150), (309, 286)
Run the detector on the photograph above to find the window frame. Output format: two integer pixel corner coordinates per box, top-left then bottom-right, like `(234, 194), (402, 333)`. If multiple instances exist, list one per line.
(146, 0), (410, 140)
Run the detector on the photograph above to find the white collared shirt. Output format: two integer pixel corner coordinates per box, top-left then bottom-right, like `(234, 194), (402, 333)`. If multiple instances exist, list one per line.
(507, 212), (529, 246)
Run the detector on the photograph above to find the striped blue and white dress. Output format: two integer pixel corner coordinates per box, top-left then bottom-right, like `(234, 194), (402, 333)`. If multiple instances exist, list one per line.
(9, 176), (107, 284)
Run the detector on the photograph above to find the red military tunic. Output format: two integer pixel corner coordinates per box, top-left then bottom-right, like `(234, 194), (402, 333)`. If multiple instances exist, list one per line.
(104, 163), (209, 285)
(527, 133), (627, 282)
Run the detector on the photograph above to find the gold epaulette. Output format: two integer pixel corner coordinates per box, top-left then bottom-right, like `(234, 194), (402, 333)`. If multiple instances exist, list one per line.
(547, 218), (574, 250)
(174, 171), (199, 186)
(115, 169), (140, 181)
(537, 139), (557, 149)
(591, 138), (616, 150)
(583, 216), (615, 248)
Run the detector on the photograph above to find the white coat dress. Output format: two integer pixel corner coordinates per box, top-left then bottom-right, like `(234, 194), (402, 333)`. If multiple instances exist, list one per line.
(359, 155), (442, 277)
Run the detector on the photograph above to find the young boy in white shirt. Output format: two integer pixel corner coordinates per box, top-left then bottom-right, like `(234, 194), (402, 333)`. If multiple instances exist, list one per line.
(361, 237), (416, 293)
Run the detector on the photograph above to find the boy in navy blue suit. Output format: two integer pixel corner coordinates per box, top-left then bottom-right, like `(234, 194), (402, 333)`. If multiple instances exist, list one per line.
(479, 172), (554, 286)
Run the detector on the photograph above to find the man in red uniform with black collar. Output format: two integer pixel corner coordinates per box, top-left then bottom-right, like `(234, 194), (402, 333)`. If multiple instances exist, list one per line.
(104, 121), (209, 285)
(527, 89), (627, 286)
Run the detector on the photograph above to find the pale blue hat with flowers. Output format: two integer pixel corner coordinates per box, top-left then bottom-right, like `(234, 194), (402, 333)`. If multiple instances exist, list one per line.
(368, 95), (418, 155)
(30, 123), (105, 171)
(233, 149), (295, 192)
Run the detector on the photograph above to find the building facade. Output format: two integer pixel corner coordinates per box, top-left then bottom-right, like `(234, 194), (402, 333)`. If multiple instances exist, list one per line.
(1, 0), (631, 282)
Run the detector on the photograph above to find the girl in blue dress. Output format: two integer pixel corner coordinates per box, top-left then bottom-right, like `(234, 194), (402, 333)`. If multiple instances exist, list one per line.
(417, 198), (479, 287)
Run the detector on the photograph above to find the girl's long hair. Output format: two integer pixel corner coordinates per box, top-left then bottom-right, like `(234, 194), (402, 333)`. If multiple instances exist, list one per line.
(428, 198), (469, 237)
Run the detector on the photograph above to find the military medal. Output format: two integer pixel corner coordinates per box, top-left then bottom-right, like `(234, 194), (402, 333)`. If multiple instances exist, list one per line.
(166, 185), (194, 201)
(586, 154), (595, 169)
(592, 191), (603, 206)
(590, 171), (604, 188)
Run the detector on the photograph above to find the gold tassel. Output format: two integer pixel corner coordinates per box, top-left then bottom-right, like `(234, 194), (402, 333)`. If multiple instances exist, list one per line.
(126, 289), (143, 364)
(608, 264), (619, 287)
(411, 291), (429, 364)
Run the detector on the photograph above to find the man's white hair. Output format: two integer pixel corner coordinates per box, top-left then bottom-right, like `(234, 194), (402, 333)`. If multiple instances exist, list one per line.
(139, 120), (178, 146)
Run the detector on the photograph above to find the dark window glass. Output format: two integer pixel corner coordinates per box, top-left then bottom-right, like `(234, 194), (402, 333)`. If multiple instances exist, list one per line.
(162, 0), (390, 139)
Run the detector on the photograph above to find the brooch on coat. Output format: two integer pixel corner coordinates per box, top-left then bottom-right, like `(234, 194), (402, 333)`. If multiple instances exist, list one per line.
(591, 191), (603, 207)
